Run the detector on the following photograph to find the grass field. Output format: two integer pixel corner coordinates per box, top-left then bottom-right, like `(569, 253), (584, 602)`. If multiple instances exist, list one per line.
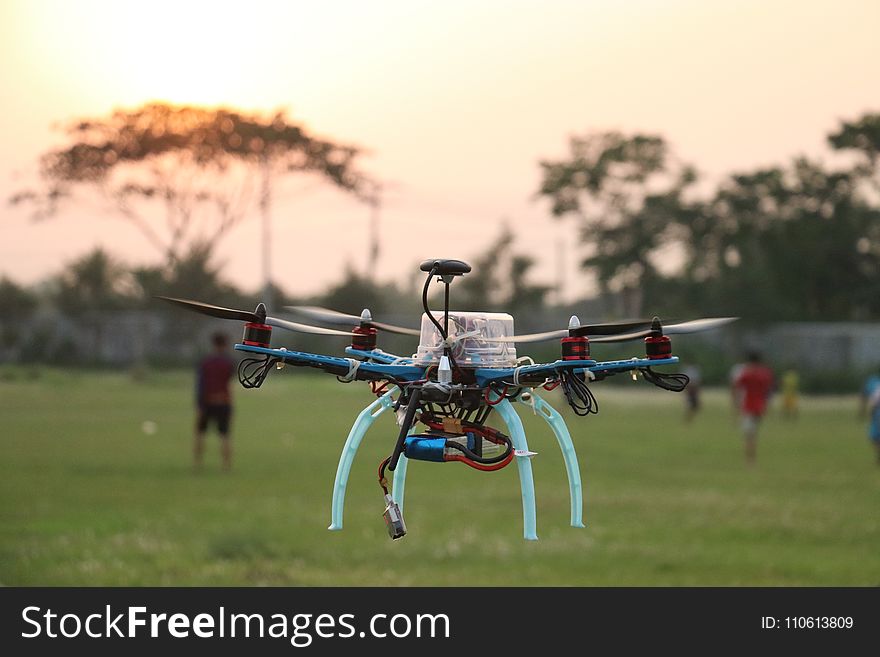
(1, 368), (878, 586)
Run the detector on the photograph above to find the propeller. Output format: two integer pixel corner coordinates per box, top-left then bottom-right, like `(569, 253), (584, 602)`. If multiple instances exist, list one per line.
(286, 305), (421, 336)
(590, 316), (738, 343)
(484, 315), (736, 344)
(156, 297), (357, 337)
(484, 315), (655, 344)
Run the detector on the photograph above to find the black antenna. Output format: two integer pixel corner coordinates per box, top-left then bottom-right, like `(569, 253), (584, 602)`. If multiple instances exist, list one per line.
(419, 259), (471, 356)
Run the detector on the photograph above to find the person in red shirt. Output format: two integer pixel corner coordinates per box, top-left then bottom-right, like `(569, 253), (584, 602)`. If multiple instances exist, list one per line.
(194, 332), (235, 471)
(732, 351), (775, 466)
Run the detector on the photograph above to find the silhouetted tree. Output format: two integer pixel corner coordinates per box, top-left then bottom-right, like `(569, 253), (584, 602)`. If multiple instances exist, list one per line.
(828, 112), (880, 169)
(52, 248), (135, 362)
(132, 241), (241, 307)
(0, 277), (38, 352)
(537, 132), (697, 316)
(457, 225), (550, 313)
(55, 248), (132, 316)
(10, 103), (371, 269)
(674, 156), (880, 321)
(319, 266), (392, 317)
(0, 277), (37, 322)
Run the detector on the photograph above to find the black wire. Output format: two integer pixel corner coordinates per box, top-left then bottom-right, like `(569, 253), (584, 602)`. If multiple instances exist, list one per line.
(560, 370), (599, 416)
(444, 436), (512, 464)
(422, 265), (446, 340)
(420, 264), (466, 376)
(475, 405), (492, 426)
(238, 356), (276, 389)
(640, 367), (690, 392)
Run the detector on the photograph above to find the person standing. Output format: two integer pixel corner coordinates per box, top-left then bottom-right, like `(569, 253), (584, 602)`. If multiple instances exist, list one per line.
(860, 367), (880, 466)
(194, 332), (235, 471)
(682, 364), (702, 423)
(732, 352), (775, 466)
(780, 369), (800, 419)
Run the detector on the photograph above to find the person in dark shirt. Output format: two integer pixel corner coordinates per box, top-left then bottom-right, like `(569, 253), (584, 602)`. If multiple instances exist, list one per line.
(194, 332), (235, 471)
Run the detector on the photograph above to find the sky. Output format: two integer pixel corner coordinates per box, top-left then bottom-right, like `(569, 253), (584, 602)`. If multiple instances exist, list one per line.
(0, 0), (878, 301)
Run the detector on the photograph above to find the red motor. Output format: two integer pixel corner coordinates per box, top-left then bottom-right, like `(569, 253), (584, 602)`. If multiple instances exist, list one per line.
(561, 335), (590, 360)
(644, 334), (672, 359)
(242, 322), (272, 348)
(351, 325), (378, 351)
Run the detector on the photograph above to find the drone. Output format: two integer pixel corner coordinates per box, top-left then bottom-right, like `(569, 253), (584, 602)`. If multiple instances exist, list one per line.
(159, 259), (735, 540)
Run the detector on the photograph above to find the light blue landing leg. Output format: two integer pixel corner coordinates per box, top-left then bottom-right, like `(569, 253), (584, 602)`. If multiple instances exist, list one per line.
(518, 393), (585, 528)
(391, 451), (409, 510)
(328, 387), (398, 531)
(492, 397), (538, 540)
(392, 422), (436, 511)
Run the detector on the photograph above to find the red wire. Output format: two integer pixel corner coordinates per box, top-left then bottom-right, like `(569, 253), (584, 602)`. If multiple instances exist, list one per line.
(484, 385), (508, 406)
(422, 420), (507, 446)
(543, 380), (560, 391)
(446, 451), (515, 472)
(377, 456), (391, 494)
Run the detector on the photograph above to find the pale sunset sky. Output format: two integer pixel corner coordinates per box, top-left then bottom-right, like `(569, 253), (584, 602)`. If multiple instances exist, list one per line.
(0, 0), (877, 300)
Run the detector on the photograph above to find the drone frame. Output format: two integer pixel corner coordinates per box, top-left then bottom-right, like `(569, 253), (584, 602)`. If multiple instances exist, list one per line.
(160, 259), (720, 541)
(234, 341), (679, 540)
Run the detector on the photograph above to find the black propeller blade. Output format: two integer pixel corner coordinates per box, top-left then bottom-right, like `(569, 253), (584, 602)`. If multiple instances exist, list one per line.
(156, 297), (357, 337)
(570, 318), (656, 337)
(157, 296), (264, 323)
(590, 317), (738, 343)
(287, 305), (421, 336)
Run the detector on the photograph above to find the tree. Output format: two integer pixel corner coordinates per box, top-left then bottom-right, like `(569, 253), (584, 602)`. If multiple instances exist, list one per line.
(537, 132), (697, 316)
(457, 225), (550, 313)
(828, 112), (880, 170)
(676, 158), (880, 321)
(0, 277), (38, 323)
(10, 103), (371, 272)
(0, 277), (39, 355)
(51, 248), (136, 362)
(54, 248), (133, 316)
(318, 266), (394, 317)
(131, 241), (243, 310)
(828, 112), (880, 228)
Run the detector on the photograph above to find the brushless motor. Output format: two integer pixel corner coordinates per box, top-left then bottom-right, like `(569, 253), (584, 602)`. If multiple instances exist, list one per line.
(242, 322), (272, 348)
(644, 334), (672, 359)
(561, 336), (590, 360)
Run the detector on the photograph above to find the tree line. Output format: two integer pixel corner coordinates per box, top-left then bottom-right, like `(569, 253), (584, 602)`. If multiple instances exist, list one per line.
(3, 103), (879, 354)
(537, 113), (880, 322)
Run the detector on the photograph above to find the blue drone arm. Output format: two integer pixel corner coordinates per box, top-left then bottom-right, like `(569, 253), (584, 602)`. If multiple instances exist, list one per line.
(234, 344), (426, 382)
(474, 356), (680, 387)
(343, 347), (414, 365)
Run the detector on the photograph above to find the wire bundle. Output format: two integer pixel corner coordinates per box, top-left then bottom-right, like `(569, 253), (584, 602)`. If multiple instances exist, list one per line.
(639, 367), (690, 392)
(238, 356), (276, 389)
(560, 370), (599, 416)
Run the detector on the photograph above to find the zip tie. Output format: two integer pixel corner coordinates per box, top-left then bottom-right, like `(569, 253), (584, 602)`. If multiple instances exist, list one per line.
(443, 329), (481, 347)
(338, 358), (361, 383)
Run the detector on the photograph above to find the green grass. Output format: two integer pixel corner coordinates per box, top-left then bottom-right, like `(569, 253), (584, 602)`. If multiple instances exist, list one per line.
(1, 368), (878, 586)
